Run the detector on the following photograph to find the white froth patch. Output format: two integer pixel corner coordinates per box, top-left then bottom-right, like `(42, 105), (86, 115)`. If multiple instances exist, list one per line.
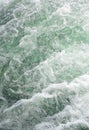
(83, 23), (89, 31)
(70, 74), (89, 88)
(43, 82), (68, 93)
(31, 93), (53, 102)
(32, 0), (41, 6)
(19, 34), (37, 50)
(33, 0), (40, 2)
(56, 4), (71, 16)
(0, 0), (11, 4)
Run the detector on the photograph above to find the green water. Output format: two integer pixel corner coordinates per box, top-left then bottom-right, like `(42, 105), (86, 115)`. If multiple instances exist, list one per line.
(0, 0), (89, 130)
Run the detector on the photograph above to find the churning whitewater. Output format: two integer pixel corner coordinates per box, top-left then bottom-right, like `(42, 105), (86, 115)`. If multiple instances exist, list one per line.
(0, 0), (89, 130)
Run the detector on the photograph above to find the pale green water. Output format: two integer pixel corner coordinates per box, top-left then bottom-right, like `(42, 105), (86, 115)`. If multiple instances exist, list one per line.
(0, 0), (89, 130)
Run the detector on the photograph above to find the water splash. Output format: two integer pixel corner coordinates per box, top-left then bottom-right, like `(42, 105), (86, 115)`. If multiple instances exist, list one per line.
(0, 0), (89, 130)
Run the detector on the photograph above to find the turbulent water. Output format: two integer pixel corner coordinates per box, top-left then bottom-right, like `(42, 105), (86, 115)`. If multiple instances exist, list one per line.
(1, 0), (89, 130)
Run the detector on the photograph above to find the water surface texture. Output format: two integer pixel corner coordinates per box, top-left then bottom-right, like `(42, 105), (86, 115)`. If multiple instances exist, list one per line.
(0, 0), (89, 130)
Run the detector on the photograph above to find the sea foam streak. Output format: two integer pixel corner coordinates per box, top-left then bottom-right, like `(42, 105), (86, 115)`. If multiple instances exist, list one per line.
(0, 0), (89, 130)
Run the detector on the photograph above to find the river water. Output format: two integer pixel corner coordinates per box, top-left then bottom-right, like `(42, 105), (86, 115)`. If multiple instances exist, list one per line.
(0, 0), (89, 130)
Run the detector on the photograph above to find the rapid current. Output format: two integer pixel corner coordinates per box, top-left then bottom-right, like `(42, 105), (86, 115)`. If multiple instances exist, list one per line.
(0, 0), (89, 130)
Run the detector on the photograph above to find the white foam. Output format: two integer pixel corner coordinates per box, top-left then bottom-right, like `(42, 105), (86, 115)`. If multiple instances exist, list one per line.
(0, 0), (11, 4)
(55, 3), (71, 16)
